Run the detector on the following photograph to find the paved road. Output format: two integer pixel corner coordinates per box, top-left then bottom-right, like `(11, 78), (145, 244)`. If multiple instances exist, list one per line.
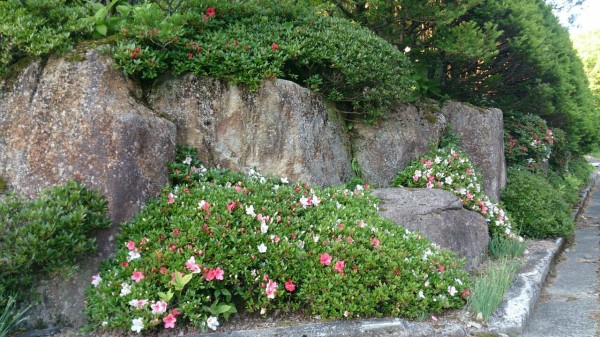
(521, 171), (600, 337)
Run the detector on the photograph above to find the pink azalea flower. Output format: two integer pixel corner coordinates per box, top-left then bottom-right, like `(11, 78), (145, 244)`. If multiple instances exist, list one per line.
(466, 192), (474, 200)
(320, 253), (332, 266)
(265, 279), (278, 299)
(425, 160), (433, 168)
(126, 241), (136, 251)
(168, 193), (175, 204)
(347, 236), (354, 243)
(426, 181), (434, 189)
(132, 270), (145, 283)
(163, 313), (177, 328)
(204, 269), (216, 281)
(227, 201), (236, 211)
(151, 300), (168, 315)
(128, 299), (148, 309)
(466, 168), (473, 175)
(206, 7), (216, 16)
(272, 42), (279, 51)
(334, 260), (345, 275)
(285, 279), (296, 292)
(214, 267), (224, 280)
(371, 238), (381, 248)
(185, 256), (201, 274)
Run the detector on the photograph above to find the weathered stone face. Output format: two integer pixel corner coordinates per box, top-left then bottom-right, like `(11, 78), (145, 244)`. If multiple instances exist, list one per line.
(0, 50), (176, 327)
(352, 104), (447, 187)
(372, 187), (489, 270)
(147, 75), (354, 187)
(442, 101), (506, 201)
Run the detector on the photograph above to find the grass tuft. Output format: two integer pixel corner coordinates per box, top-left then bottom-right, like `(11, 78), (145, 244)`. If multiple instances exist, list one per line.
(469, 259), (521, 321)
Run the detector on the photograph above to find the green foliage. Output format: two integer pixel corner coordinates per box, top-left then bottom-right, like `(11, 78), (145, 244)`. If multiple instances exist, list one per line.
(501, 167), (574, 239)
(547, 157), (594, 207)
(111, 0), (415, 121)
(0, 294), (29, 337)
(393, 146), (517, 240)
(0, 181), (110, 301)
(0, 0), (94, 74)
(469, 258), (521, 321)
(504, 111), (555, 169)
(488, 235), (526, 260)
(86, 147), (469, 332)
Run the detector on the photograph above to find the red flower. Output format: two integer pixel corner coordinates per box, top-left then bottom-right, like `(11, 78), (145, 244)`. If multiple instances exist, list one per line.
(285, 279), (296, 292)
(272, 42), (279, 51)
(461, 289), (471, 299)
(206, 7), (216, 16)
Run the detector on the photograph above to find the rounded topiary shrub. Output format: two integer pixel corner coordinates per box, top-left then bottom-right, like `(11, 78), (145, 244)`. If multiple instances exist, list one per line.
(501, 167), (573, 239)
(86, 148), (470, 333)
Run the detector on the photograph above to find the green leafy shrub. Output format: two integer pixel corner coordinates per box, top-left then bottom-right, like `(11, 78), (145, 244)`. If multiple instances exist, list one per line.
(111, 0), (415, 120)
(501, 167), (573, 239)
(86, 148), (469, 333)
(504, 111), (555, 169)
(0, 181), (110, 303)
(393, 146), (518, 240)
(0, 0), (94, 74)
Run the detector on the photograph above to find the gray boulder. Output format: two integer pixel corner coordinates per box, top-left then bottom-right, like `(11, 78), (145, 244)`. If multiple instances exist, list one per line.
(372, 187), (489, 269)
(352, 103), (446, 187)
(442, 101), (506, 201)
(0, 49), (176, 327)
(148, 75), (354, 187)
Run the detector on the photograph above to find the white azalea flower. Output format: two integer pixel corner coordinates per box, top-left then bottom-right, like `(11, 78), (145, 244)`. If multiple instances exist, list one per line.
(281, 177), (289, 184)
(246, 205), (256, 217)
(312, 195), (321, 206)
(207, 316), (219, 331)
(258, 243), (267, 253)
(131, 317), (144, 333)
(183, 156), (192, 165)
(448, 286), (458, 296)
(418, 290), (425, 299)
(120, 282), (132, 297)
(127, 251), (141, 262)
(260, 220), (269, 234)
(91, 274), (102, 287)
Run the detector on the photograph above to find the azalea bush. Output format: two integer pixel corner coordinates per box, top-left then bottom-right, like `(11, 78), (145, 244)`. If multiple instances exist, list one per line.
(0, 181), (110, 306)
(501, 167), (574, 239)
(392, 146), (518, 240)
(86, 147), (470, 333)
(504, 111), (555, 169)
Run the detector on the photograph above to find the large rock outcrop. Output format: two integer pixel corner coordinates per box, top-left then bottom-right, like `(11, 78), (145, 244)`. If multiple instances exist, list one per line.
(0, 50), (176, 327)
(372, 188), (489, 269)
(352, 103), (447, 187)
(442, 101), (506, 201)
(148, 75), (354, 187)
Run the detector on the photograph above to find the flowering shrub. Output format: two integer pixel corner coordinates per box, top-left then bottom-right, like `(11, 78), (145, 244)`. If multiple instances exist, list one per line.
(86, 147), (469, 333)
(0, 181), (110, 306)
(392, 146), (517, 240)
(504, 111), (555, 169)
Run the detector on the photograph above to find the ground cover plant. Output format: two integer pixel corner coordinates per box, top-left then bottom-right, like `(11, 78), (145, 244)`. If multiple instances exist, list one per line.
(392, 146), (518, 241)
(86, 147), (470, 333)
(0, 181), (110, 307)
